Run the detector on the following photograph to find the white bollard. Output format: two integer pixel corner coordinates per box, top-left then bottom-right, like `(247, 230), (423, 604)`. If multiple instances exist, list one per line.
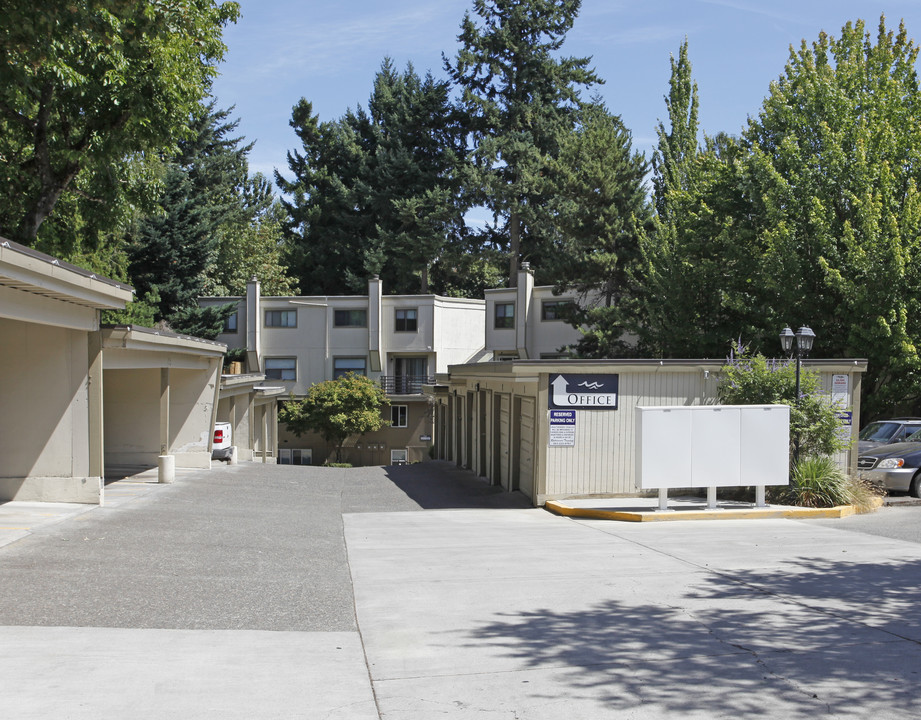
(158, 454), (175, 484)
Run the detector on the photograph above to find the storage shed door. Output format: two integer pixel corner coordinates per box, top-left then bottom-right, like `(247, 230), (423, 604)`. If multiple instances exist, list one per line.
(498, 394), (510, 489)
(518, 397), (535, 499)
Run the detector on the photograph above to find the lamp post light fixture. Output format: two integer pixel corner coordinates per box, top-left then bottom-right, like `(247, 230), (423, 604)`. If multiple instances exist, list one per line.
(779, 325), (817, 465)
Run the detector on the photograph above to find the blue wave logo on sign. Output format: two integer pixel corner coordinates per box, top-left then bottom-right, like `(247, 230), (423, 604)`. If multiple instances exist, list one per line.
(549, 374), (619, 410)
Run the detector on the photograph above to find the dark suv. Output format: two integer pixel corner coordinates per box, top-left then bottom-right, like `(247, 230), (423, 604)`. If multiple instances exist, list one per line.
(857, 417), (921, 452)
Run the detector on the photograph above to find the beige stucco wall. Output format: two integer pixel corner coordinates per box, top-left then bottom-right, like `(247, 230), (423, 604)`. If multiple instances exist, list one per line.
(103, 368), (160, 466)
(101, 329), (225, 469)
(0, 317), (102, 502)
(278, 397), (433, 466)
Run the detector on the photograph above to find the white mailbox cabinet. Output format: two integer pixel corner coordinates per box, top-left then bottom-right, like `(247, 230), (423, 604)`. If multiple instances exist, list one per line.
(636, 405), (790, 507)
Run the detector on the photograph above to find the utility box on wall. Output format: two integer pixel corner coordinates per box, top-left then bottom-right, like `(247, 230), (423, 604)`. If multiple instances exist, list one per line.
(635, 405), (790, 490)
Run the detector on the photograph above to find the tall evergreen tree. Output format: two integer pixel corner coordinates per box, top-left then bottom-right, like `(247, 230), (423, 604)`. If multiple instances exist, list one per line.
(277, 100), (368, 295)
(444, 0), (599, 286)
(279, 61), (475, 296)
(624, 41), (762, 358)
(126, 101), (293, 335)
(548, 101), (651, 357)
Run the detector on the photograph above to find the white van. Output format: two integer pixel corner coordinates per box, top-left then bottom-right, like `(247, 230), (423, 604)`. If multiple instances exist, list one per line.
(212, 422), (233, 461)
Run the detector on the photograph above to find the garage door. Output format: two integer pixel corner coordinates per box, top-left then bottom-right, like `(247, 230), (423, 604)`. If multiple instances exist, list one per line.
(498, 394), (510, 489)
(518, 397), (535, 499)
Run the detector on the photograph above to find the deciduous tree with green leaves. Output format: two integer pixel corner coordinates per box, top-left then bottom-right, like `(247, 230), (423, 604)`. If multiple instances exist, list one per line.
(0, 0), (239, 247)
(718, 343), (848, 460)
(741, 16), (921, 417)
(279, 374), (389, 464)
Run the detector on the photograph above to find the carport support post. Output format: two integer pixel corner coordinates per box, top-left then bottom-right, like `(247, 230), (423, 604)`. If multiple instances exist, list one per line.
(158, 368), (173, 484)
(755, 485), (766, 507)
(261, 405), (268, 463)
(159, 368), (170, 456)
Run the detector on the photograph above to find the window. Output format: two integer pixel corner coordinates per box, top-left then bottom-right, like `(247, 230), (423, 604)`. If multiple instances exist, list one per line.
(265, 357), (296, 381)
(390, 449), (408, 465)
(334, 309), (367, 327)
(265, 310), (296, 328)
(333, 357), (367, 379)
(391, 405), (408, 427)
(541, 300), (573, 321)
(395, 308), (418, 332)
(279, 448), (312, 465)
(494, 302), (515, 329)
(223, 311), (238, 333)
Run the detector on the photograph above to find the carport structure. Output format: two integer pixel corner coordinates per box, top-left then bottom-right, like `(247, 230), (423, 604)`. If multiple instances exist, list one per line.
(0, 239), (133, 503)
(216, 372), (284, 462)
(101, 326), (226, 472)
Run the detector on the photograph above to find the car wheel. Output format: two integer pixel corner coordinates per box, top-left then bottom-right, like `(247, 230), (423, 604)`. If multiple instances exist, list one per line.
(911, 474), (921, 499)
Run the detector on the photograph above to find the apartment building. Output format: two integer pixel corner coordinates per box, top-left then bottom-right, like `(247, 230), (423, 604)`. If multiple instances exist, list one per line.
(202, 276), (487, 465)
(485, 262), (586, 360)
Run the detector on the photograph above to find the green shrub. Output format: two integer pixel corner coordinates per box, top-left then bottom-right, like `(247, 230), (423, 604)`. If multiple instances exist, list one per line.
(770, 456), (881, 510)
(323, 462), (353, 468)
(719, 343), (849, 459)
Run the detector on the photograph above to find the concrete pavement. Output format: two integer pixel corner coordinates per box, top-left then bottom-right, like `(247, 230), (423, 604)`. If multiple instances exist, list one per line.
(1, 461), (920, 718)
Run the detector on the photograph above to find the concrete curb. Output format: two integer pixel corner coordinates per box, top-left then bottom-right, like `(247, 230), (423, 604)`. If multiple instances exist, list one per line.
(544, 499), (863, 522)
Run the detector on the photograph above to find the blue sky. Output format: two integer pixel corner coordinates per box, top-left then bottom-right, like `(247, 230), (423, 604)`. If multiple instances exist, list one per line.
(211, 1), (921, 185)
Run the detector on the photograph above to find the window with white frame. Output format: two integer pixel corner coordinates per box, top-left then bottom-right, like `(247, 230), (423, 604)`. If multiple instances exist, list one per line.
(494, 302), (515, 329)
(395, 308), (418, 332)
(333, 356), (367, 379)
(265, 309), (296, 327)
(390, 449), (408, 465)
(265, 357), (296, 381)
(390, 405), (408, 427)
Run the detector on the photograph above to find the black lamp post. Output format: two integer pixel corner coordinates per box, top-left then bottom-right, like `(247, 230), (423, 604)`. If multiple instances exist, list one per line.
(779, 325), (816, 465)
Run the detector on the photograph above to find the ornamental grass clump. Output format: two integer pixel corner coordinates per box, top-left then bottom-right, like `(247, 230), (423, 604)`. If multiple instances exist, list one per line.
(771, 456), (881, 511)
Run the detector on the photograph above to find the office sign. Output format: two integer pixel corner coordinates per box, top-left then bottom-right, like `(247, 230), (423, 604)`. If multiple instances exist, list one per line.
(549, 409), (576, 447)
(549, 374), (619, 410)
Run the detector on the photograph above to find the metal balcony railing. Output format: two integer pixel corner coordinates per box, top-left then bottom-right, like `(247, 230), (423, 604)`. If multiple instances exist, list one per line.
(380, 375), (435, 395)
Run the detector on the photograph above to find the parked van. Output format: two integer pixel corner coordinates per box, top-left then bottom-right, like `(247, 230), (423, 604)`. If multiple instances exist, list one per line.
(212, 422), (233, 461)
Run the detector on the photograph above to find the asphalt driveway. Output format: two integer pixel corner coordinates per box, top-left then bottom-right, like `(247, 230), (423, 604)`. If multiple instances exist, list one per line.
(1, 461), (920, 718)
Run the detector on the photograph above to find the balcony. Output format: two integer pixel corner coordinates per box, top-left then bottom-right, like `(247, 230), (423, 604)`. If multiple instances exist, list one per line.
(380, 375), (435, 395)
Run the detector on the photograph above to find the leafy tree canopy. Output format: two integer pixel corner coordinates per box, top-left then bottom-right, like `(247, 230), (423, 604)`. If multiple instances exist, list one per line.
(279, 373), (389, 463)
(0, 0), (239, 246)
(718, 343), (849, 460)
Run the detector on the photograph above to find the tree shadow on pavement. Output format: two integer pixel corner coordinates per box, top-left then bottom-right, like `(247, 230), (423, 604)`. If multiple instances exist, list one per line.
(464, 556), (921, 717)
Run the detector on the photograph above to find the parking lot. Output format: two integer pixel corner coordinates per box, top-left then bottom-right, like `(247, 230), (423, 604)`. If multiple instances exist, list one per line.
(1, 461), (920, 718)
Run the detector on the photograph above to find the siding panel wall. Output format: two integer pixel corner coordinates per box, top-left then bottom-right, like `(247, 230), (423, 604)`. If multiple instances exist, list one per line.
(545, 370), (718, 497)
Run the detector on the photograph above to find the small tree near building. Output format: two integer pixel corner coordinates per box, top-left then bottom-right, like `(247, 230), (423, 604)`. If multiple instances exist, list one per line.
(717, 343), (847, 461)
(279, 373), (389, 464)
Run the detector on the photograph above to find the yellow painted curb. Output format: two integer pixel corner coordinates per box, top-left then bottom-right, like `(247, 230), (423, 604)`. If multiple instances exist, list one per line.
(544, 500), (858, 522)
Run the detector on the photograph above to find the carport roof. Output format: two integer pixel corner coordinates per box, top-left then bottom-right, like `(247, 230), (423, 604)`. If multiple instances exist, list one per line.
(0, 237), (133, 310)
